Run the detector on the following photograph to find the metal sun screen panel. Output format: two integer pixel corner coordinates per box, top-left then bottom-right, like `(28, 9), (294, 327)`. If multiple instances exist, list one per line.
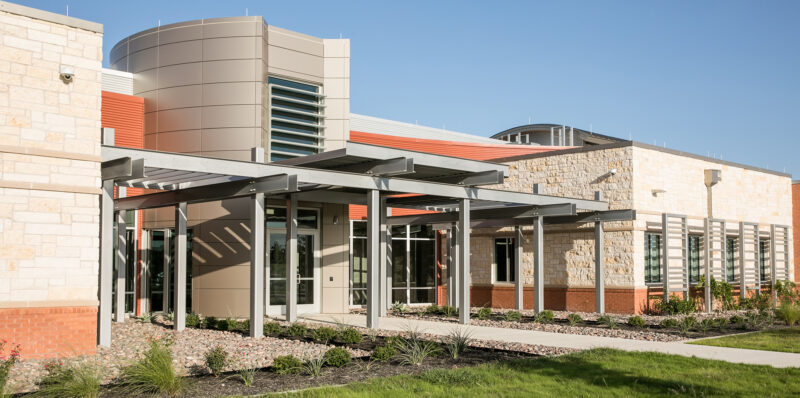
(268, 77), (325, 162)
(739, 222), (760, 297)
(771, 225), (791, 282)
(662, 213), (688, 301)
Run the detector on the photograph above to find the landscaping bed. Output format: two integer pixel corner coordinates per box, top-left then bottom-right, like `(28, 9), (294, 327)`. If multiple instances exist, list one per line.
(379, 305), (793, 341)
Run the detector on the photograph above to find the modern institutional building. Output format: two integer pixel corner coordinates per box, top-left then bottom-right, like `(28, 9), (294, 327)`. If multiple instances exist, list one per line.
(0, 1), (796, 359)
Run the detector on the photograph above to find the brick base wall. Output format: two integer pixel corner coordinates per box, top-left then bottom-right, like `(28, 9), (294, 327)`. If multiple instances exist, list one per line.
(470, 285), (649, 314)
(0, 306), (97, 359)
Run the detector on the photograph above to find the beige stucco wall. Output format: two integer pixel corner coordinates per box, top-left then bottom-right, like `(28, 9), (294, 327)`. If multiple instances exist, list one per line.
(0, 5), (102, 305)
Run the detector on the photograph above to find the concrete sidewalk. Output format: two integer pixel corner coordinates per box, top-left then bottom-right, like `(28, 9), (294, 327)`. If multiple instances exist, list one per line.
(302, 313), (800, 368)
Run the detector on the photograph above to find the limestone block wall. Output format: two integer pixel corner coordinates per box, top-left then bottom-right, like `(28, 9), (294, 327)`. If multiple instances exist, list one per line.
(0, 1), (103, 358)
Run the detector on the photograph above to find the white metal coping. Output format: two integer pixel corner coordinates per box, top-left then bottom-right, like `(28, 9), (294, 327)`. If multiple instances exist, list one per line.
(101, 145), (608, 211)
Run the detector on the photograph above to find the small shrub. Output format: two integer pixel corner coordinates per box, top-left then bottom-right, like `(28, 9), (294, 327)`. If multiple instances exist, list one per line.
(443, 328), (472, 359)
(339, 327), (363, 345)
(655, 295), (698, 315)
(424, 305), (441, 315)
(218, 318), (239, 332)
(34, 361), (101, 398)
(263, 322), (282, 336)
(272, 355), (302, 375)
(598, 315), (617, 329)
(534, 310), (554, 324)
(185, 313), (200, 328)
(0, 341), (21, 395)
(660, 318), (679, 329)
(476, 307), (492, 320)
(567, 313), (583, 326)
(391, 301), (410, 314)
(776, 302), (800, 326)
(678, 316), (697, 335)
(323, 347), (351, 368)
(739, 294), (771, 312)
(138, 313), (152, 323)
(366, 329), (379, 343)
(303, 357), (325, 377)
(396, 339), (441, 366)
(627, 316), (646, 328)
(440, 305), (457, 317)
(504, 310), (522, 322)
(240, 319), (250, 332)
(312, 326), (338, 344)
(712, 317), (730, 329)
(371, 345), (397, 362)
(204, 316), (218, 330)
(230, 352), (256, 387)
(729, 315), (746, 329)
(286, 323), (308, 338)
(165, 311), (175, 322)
(204, 345), (229, 377)
(775, 280), (800, 305)
(697, 318), (714, 335)
(119, 339), (187, 396)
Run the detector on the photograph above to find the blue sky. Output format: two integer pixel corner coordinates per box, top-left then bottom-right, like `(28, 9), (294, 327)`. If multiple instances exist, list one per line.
(18, 0), (800, 176)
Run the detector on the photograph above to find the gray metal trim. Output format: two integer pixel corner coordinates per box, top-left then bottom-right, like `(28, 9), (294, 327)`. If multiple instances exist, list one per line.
(102, 146), (607, 210)
(386, 203), (577, 226)
(114, 174), (298, 211)
(336, 157), (415, 176)
(543, 209), (636, 225)
(429, 170), (505, 186)
(101, 157), (145, 181)
(0, 1), (104, 33)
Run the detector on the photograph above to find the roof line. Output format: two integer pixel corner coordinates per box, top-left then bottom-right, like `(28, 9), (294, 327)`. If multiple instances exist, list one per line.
(0, 1), (103, 33)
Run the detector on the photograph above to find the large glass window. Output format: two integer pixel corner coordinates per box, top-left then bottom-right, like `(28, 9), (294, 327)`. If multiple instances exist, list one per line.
(726, 238), (736, 282)
(350, 222), (437, 305)
(759, 239), (768, 282)
(268, 77), (324, 162)
(644, 233), (661, 284)
(688, 235), (701, 284)
(494, 238), (515, 283)
(147, 229), (193, 314)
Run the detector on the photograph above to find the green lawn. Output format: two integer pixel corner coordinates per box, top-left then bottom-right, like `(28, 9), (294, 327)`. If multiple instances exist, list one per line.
(261, 348), (800, 398)
(689, 327), (800, 353)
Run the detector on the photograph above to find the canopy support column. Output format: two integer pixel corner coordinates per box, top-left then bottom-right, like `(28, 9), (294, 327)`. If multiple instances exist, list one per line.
(594, 191), (605, 314)
(173, 202), (187, 331)
(286, 194), (298, 323)
(366, 189), (380, 328)
(379, 197), (388, 317)
(98, 179), (114, 346)
(458, 199), (470, 324)
(249, 192), (265, 337)
(533, 215), (544, 313)
(514, 226), (524, 310)
(115, 195), (127, 323)
(448, 223), (459, 309)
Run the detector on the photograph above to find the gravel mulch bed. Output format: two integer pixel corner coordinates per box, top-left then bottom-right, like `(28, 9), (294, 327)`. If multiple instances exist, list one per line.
(6, 319), (367, 394)
(371, 307), (762, 343)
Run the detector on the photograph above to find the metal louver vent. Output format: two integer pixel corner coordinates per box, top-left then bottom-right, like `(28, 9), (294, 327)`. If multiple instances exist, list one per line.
(267, 77), (325, 162)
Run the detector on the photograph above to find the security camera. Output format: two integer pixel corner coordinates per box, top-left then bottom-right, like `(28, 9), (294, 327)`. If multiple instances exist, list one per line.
(59, 66), (74, 84)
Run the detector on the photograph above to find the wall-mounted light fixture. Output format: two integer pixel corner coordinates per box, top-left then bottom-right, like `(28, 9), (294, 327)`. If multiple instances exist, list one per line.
(332, 215), (339, 225)
(652, 189), (666, 197)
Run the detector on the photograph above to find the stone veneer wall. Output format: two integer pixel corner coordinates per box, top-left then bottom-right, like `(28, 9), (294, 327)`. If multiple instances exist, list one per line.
(0, 2), (103, 358)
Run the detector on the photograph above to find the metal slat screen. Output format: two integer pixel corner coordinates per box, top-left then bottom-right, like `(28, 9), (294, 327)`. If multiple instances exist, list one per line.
(268, 77), (325, 162)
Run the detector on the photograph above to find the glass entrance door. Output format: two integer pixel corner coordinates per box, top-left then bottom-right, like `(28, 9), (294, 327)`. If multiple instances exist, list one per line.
(146, 229), (192, 314)
(267, 230), (320, 315)
(112, 229), (136, 314)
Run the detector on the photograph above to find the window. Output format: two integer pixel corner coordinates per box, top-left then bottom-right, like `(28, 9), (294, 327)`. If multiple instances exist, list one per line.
(266, 207), (318, 229)
(759, 240), (769, 282)
(644, 233), (661, 284)
(688, 235), (701, 284)
(350, 222), (437, 306)
(494, 238), (515, 283)
(268, 77), (324, 162)
(726, 238), (736, 282)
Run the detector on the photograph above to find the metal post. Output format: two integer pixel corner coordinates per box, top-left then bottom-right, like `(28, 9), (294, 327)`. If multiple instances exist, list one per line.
(458, 199), (470, 324)
(366, 190), (380, 328)
(115, 208), (127, 322)
(569, 126), (574, 146)
(662, 213), (669, 302)
(286, 194), (298, 322)
(249, 192), (265, 337)
(379, 197), (388, 316)
(98, 179), (114, 346)
(250, 147), (265, 337)
(163, 230), (170, 314)
(549, 127), (554, 146)
(533, 215), (544, 313)
(739, 222), (746, 299)
(386, 223), (393, 311)
(594, 190), (605, 313)
(514, 226), (524, 310)
(704, 219), (712, 312)
(449, 223), (459, 309)
(173, 202), (187, 331)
